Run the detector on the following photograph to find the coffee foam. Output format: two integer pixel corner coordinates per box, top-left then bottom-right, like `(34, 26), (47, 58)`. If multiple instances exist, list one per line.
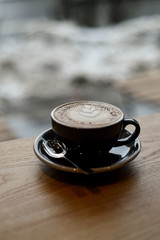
(53, 102), (123, 128)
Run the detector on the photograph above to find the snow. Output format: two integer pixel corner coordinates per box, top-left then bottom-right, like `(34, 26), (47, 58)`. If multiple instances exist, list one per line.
(1, 15), (160, 137)
(1, 15), (160, 102)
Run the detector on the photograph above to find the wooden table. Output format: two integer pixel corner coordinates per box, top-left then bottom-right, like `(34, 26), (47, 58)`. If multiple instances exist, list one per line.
(1, 113), (160, 240)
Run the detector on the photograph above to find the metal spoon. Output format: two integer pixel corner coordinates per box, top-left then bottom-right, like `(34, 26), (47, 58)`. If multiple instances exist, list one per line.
(42, 139), (93, 175)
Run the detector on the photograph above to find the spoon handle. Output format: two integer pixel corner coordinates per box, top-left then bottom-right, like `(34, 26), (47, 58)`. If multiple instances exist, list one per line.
(64, 155), (93, 175)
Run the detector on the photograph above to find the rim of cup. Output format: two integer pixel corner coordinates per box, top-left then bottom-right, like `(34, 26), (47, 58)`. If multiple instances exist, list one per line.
(51, 100), (124, 130)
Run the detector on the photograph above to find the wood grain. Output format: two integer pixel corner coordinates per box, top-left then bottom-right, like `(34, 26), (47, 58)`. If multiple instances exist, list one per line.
(1, 114), (160, 240)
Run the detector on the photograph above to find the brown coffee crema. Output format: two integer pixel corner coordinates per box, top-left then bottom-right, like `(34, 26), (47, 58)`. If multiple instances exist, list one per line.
(53, 101), (123, 128)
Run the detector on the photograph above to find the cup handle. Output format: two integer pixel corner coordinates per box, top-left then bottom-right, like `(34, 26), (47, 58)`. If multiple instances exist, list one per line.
(115, 119), (140, 146)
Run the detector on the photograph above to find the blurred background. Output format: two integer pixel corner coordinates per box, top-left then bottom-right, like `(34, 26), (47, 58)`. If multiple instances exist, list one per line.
(0, 0), (160, 140)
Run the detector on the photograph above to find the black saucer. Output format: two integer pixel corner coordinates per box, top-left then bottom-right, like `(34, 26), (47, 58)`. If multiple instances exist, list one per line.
(33, 128), (141, 174)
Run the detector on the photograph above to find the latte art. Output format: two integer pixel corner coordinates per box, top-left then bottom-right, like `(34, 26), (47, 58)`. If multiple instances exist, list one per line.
(79, 105), (99, 117)
(69, 104), (111, 126)
(53, 101), (123, 128)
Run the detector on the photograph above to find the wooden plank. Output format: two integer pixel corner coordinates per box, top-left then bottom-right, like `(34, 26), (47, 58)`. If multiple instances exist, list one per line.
(0, 114), (160, 239)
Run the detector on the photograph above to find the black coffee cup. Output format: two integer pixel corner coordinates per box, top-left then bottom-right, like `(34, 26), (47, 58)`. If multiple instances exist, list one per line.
(51, 101), (140, 160)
